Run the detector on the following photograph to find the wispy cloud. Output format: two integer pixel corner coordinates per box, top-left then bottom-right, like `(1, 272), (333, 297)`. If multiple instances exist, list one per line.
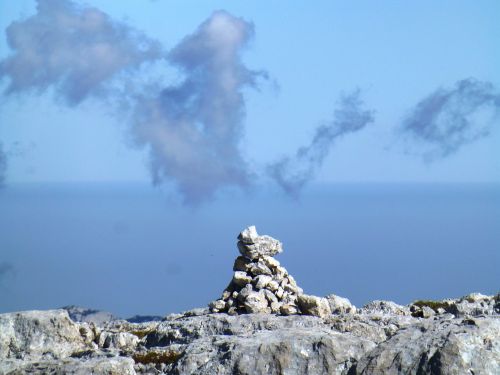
(268, 90), (375, 196)
(0, 2), (264, 204)
(0, 0), (161, 105)
(131, 11), (265, 205)
(0, 143), (6, 188)
(401, 78), (500, 160)
(0, 262), (14, 283)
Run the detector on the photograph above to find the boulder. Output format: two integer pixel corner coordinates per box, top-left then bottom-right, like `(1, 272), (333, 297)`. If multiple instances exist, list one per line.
(0, 310), (90, 360)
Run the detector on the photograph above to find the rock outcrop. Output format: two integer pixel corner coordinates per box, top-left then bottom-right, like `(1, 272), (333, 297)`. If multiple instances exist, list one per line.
(1, 227), (499, 374)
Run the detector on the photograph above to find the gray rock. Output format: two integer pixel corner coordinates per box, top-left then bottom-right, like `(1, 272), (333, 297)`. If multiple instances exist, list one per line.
(354, 316), (500, 374)
(254, 274), (272, 290)
(208, 299), (226, 312)
(244, 291), (270, 313)
(237, 225), (259, 244)
(297, 294), (331, 318)
(362, 300), (411, 316)
(2, 294), (499, 374)
(233, 256), (251, 272)
(171, 325), (375, 375)
(326, 294), (357, 314)
(97, 331), (139, 352)
(0, 310), (90, 361)
(1, 357), (136, 375)
(232, 271), (252, 287)
(237, 235), (283, 260)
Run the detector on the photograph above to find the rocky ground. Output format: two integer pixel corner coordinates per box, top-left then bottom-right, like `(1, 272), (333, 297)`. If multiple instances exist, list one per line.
(0, 293), (499, 374)
(1, 227), (498, 374)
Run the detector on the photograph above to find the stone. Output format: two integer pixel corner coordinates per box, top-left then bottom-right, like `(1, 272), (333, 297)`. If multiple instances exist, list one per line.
(267, 280), (279, 292)
(248, 261), (272, 276)
(232, 271), (252, 287)
(244, 291), (270, 314)
(361, 300), (411, 316)
(275, 265), (288, 279)
(276, 287), (285, 299)
(237, 225), (259, 244)
(97, 331), (139, 351)
(325, 294), (357, 314)
(297, 294), (332, 318)
(261, 255), (280, 269)
(280, 304), (299, 315)
(236, 228), (283, 260)
(263, 289), (278, 304)
(237, 284), (253, 302)
(270, 301), (282, 314)
(209, 299), (226, 312)
(254, 275), (272, 290)
(233, 256), (251, 272)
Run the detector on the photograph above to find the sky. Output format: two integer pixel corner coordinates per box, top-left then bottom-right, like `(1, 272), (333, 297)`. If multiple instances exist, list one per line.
(0, 1), (499, 316)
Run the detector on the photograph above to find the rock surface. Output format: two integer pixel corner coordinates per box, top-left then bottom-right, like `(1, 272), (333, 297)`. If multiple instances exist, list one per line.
(1, 294), (499, 374)
(1, 227), (499, 374)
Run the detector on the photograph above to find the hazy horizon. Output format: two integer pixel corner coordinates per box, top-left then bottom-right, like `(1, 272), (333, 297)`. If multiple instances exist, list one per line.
(1, 182), (498, 317)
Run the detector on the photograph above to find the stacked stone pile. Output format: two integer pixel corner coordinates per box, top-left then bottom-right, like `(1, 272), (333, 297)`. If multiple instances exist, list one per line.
(209, 226), (304, 315)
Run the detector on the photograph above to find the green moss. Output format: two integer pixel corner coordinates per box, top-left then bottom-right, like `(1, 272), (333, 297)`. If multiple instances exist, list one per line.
(412, 300), (449, 312)
(132, 350), (182, 365)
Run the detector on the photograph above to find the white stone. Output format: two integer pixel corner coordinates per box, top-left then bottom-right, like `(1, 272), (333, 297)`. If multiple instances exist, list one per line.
(244, 291), (270, 314)
(267, 280), (279, 292)
(298, 295), (332, 318)
(255, 275), (272, 290)
(233, 271), (252, 287)
(326, 294), (357, 314)
(238, 226), (259, 244)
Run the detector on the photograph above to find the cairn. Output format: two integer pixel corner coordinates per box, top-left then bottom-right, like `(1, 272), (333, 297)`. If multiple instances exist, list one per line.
(209, 226), (304, 315)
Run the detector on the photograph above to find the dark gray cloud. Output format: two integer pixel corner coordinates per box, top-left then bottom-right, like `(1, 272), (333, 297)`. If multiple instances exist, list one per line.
(401, 78), (500, 160)
(268, 90), (375, 196)
(131, 11), (264, 205)
(0, 143), (6, 188)
(0, 0), (161, 105)
(1, 3), (263, 204)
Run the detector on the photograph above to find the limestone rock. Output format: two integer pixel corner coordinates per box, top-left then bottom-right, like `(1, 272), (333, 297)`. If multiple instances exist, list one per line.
(361, 300), (411, 316)
(232, 271), (252, 287)
(297, 294), (332, 318)
(237, 225), (259, 244)
(0, 310), (90, 360)
(236, 226), (283, 260)
(325, 294), (357, 314)
(2, 357), (136, 375)
(354, 316), (500, 374)
(244, 291), (270, 313)
(1, 294), (499, 374)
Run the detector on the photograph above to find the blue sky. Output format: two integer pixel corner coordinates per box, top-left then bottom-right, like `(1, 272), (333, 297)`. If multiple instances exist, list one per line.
(0, 0), (499, 197)
(0, 1), (499, 315)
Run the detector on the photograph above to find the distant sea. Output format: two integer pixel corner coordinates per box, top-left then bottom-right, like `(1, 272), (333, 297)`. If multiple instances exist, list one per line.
(0, 182), (499, 317)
